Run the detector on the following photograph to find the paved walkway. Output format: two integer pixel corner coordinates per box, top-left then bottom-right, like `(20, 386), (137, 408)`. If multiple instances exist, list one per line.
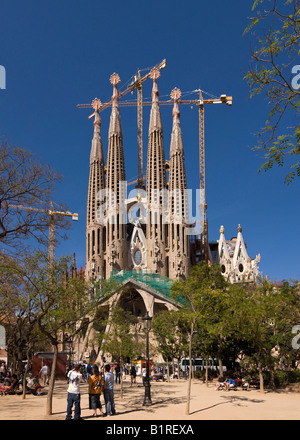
(0, 377), (300, 421)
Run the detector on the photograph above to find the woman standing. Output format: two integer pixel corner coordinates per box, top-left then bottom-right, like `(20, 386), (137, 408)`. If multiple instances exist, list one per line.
(88, 365), (104, 417)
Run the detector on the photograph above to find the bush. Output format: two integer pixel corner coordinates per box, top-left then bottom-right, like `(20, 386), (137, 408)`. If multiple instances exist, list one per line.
(274, 370), (300, 387)
(194, 369), (205, 379)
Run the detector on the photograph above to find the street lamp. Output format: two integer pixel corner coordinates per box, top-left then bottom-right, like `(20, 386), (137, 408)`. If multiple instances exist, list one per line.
(142, 311), (152, 406)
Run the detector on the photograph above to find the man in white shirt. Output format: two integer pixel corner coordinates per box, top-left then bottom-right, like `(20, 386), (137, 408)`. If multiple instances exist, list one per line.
(66, 364), (83, 420)
(40, 364), (50, 386)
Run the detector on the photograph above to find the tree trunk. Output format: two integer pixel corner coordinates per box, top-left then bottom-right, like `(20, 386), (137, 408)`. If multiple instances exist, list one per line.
(185, 322), (194, 415)
(22, 350), (31, 400)
(46, 344), (58, 415)
(17, 348), (23, 376)
(120, 353), (124, 399)
(78, 319), (94, 361)
(269, 366), (275, 389)
(217, 343), (224, 377)
(205, 358), (209, 386)
(257, 356), (264, 394)
(166, 359), (170, 382)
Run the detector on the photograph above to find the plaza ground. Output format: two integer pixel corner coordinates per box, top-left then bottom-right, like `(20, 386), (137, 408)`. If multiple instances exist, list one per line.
(0, 376), (299, 421)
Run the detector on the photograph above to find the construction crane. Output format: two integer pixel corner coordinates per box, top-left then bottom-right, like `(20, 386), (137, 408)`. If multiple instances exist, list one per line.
(106, 89), (232, 262)
(8, 202), (78, 265)
(77, 59), (167, 190)
(147, 89), (232, 261)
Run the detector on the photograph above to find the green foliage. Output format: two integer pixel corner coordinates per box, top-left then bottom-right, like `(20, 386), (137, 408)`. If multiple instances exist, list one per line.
(0, 250), (98, 346)
(273, 369), (300, 387)
(152, 310), (185, 363)
(101, 306), (142, 363)
(244, 0), (300, 183)
(166, 262), (300, 388)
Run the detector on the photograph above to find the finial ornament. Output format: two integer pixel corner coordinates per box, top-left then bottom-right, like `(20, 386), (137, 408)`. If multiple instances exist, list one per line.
(110, 73), (121, 86)
(150, 68), (160, 80)
(237, 224), (242, 233)
(220, 225), (225, 234)
(170, 87), (181, 101)
(92, 98), (102, 111)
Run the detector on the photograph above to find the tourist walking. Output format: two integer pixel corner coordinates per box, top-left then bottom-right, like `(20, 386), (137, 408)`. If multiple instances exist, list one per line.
(88, 364), (104, 417)
(130, 365), (136, 386)
(115, 364), (121, 384)
(86, 363), (92, 382)
(103, 364), (116, 416)
(66, 364), (83, 420)
(40, 364), (50, 385)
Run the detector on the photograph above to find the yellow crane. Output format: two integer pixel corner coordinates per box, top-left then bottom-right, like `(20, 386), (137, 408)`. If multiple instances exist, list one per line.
(149, 90), (232, 260)
(8, 202), (78, 265)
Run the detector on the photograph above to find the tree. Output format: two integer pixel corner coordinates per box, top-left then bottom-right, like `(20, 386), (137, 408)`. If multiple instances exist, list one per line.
(273, 280), (300, 369)
(152, 310), (184, 381)
(0, 142), (69, 248)
(0, 250), (111, 415)
(227, 278), (300, 392)
(101, 305), (142, 398)
(171, 262), (228, 414)
(244, 0), (300, 184)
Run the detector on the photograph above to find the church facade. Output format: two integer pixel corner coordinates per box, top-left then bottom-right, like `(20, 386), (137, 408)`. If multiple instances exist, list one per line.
(76, 69), (260, 363)
(85, 69), (190, 283)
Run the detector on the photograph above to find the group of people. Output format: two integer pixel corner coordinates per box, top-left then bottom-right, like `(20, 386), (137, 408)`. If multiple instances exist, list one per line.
(0, 373), (20, 396)
(215, 375), (250, 391)
(0, 361), (51, 396)
(66, 363), (116, 420)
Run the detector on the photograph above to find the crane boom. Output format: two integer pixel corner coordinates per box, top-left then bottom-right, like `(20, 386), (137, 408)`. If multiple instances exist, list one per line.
(8, 202), (78, 264)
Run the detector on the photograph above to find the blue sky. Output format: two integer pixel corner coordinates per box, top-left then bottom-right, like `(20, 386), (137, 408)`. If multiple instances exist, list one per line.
(0, 0), (299, 282)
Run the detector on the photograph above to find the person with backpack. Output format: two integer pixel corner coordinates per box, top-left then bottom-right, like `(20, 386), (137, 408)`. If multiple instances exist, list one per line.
(88, 364), (104, 417)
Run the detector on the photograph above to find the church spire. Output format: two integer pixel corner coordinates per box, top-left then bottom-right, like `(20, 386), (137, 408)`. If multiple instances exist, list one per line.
(168, 88), (190, 279)
(145, 68), (168, 275)
(90, 98), (104, 164)
(105, 73), (127, 277)
(86, 98), (106, 280)
(146, 68), (167, 201)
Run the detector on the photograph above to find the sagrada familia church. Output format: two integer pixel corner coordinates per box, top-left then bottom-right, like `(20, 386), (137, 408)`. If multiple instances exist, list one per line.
(71, 68), (261, 363)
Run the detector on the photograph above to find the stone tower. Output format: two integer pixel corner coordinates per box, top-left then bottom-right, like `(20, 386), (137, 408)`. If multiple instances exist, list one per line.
(146, 68), (168, 276)
(168, 88), (190, 279)
(105, 73), (127, 278)
(86, 99), (106, 280)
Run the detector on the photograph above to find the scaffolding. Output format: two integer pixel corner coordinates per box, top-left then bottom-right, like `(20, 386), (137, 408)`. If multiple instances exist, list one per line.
(111, 270), (173, 300)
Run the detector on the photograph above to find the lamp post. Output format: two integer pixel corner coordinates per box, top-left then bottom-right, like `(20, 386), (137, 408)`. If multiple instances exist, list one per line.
(142, 311), (152, 406)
